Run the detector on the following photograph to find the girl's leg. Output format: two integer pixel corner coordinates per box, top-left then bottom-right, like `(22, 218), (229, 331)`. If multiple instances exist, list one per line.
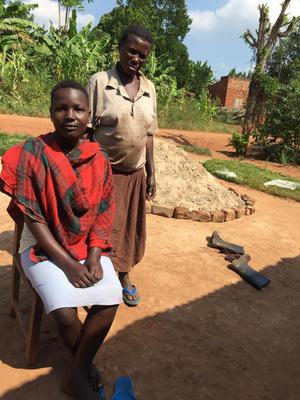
(49, 307), (105, 391)
(49, 307), (81, 353)
(61, 304), (118, 400)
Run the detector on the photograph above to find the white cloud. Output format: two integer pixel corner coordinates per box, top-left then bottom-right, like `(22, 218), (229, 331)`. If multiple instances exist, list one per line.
(190, 10), (217, 32)
(24, 0), (95, 29)
(190, 0), (300, 37)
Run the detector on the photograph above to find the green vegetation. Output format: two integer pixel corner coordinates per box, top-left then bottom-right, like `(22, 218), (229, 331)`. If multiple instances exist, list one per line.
(0, 0), (232, 129)
(158, 95), (236, 133)
(203, 159), (300, 202)
(254, 18), (300, 164)
(230, 132), (249, 156)
(0, 132), (30, 155)
(240, 3), (299, 165)
(182, 144), (211, 156)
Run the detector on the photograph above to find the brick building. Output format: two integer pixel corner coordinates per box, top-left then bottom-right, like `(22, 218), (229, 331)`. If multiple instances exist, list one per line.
(209, 76), (250, 109)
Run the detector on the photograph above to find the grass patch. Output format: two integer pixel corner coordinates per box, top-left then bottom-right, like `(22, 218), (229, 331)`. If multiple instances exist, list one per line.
(203, 159), (300, 202)
(0, 133), (31, 156)
(182, 144), (211, 156)
(158, 102), (241, 134)
(0, 72), (52, 117)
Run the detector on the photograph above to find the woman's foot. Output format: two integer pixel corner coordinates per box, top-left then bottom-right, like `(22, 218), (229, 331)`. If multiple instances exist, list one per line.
(61, 365), (100, 400)
(119, 272), (140, 307)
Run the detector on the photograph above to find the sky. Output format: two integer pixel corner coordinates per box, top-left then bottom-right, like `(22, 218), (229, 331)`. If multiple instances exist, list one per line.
(24, 0), (300, 78)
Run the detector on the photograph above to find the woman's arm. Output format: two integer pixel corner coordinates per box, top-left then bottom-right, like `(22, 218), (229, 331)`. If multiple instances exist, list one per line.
(86, 157), (115, 279)
(145, 135), (156, 200)
(26, 218), (98, 288)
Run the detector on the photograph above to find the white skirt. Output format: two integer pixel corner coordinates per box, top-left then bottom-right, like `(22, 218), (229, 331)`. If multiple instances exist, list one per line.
(21, 248), (123, 314)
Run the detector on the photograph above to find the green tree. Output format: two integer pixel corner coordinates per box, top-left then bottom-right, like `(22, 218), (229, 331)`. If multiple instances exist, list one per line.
(94, 0), (192, 85)
(228, 68), (249, 79)
(187, 60), (214, 97)
(257, 80), (300, 164)
(57, 0), (94, 30)
(268, 16), (300, 84)
(0, 1), (39, 50)
(242, 0), (295, 142)
(254, 18), (300, 164)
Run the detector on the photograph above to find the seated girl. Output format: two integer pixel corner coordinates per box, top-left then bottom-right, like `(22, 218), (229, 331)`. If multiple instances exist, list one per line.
(0, 80), (123, 400)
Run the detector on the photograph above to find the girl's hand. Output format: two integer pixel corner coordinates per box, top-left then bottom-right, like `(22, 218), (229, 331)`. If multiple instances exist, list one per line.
(85, 258), (103, 281)
(85, 247), (103, 281)
(64, 260), (98, 288)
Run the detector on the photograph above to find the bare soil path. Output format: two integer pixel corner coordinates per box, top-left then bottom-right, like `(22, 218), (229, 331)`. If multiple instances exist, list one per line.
(0, 114), (300, 400)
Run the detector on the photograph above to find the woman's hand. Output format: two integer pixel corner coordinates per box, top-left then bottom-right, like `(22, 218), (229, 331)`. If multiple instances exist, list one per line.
(146, 173), (156, 200)
(64, 260), (98, 288)
(84, 247), (103, 281)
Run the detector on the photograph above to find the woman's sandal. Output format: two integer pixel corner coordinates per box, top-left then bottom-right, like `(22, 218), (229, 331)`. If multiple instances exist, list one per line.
(122, 285), (141, 307)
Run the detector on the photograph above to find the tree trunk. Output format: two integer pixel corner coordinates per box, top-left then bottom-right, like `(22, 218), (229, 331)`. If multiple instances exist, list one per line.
(242, 0), (293, 142)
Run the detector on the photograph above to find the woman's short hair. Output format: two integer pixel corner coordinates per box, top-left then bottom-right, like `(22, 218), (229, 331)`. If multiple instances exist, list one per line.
(51, 80), (89, 105)
(119, 25), (153, 46)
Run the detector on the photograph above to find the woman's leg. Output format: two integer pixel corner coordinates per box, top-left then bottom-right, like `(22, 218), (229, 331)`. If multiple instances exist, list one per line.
(111, 169), (146, 305)
(61, 304), (118, 400)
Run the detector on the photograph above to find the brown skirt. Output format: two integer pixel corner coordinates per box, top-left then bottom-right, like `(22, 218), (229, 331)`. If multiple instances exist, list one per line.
(110, 168), (146, 272)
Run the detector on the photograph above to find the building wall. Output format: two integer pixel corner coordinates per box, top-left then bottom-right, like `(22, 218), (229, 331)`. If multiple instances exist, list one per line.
(225, 77), (249, 109)
(208, 76), (228, 106)
(209, 76), (250, 109)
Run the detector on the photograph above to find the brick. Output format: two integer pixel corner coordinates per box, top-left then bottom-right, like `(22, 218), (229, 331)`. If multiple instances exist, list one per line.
(211, 210), (225, 223)
(152, 204), (174, 218)
(246, 206), (255, 215)
(245, 207), (251, 216)
(241, 194), (256, 206)
(245, 200), (255, 207)
(223, 208), (236, 221)
(191, 210), (211, 222)
(173, 206), (191, 219)
(234, 207), (245, 219)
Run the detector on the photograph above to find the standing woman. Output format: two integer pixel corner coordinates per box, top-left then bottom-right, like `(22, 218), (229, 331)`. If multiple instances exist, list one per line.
(87, 25), (157, 306)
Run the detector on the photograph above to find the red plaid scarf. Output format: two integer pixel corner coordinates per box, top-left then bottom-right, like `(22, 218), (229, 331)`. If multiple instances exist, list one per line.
(0, 132), (115, 262)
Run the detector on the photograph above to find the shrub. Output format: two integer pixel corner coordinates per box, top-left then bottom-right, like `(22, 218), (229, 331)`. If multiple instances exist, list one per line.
(254, 80), (300, 164)
(230, 132), (249, 156)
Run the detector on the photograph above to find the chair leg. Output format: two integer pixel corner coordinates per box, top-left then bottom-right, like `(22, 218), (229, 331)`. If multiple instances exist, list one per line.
(10, 262), (20, 318)
(25, 293), (43, 365)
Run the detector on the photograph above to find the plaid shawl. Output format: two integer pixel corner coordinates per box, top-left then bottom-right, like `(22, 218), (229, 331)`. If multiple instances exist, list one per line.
(0, 132), (115, 262)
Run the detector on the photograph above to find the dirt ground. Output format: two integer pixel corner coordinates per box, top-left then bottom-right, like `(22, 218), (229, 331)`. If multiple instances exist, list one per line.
(0, 114), (300, 400)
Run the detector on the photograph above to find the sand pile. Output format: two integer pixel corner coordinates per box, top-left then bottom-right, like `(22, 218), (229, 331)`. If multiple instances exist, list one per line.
(153, 139), (244, 212)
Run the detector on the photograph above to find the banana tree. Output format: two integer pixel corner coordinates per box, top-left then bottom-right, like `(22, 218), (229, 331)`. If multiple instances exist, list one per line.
(0, 1), (40, 50)
(57, 0), (94, 31)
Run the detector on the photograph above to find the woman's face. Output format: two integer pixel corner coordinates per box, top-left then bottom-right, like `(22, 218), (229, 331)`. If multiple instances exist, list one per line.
(50, 88), (90, 143)
(119, 33), (151, 77)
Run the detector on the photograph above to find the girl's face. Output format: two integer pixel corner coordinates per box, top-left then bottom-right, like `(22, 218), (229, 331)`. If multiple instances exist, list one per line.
(119, 34), (151, 77)
(50, 88), (90, 143)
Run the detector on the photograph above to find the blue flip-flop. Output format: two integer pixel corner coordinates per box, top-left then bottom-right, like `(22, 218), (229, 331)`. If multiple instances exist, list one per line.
(97, 385), (106, 400)
(122, 285), (140, 307)
(112, 376), (136, 400)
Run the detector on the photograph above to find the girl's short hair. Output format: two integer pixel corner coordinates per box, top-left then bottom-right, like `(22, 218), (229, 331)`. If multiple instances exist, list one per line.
(51, 80), (89, 105)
